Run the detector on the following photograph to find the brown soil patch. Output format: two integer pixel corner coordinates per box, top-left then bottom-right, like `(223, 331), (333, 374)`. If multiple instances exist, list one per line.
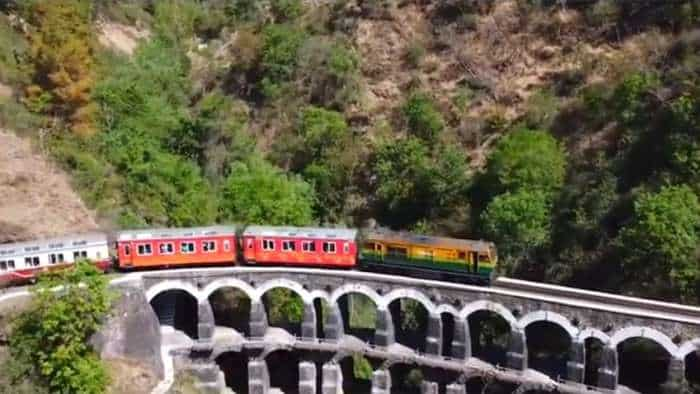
(0, 129), (99, 243)
(106, 358), (159, 394)
(97, 21), (149, 55)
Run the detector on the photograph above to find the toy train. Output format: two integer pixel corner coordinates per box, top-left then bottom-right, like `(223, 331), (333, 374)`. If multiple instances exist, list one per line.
(0, 225), (498, 286)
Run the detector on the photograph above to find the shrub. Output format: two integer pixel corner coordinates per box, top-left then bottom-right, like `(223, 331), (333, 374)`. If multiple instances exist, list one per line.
(260, 24), (309, 98)
(405, 40), (426, 68)
(270, 0), (305, 22)
(219, 156), (316, 226)
(483, 128), (566, 197)
(9, 262), (112, 394)
(402, 91), (445, 145)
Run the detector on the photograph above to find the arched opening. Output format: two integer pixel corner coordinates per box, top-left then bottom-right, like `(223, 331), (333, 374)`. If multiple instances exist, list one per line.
(389, 298), (428, 352)
(618, 338), (671, 393)
(389, 363), (423, 394)
(339, 354), (373, 394)
(265, 350), (301, 394)
(149, 289), (198, 339)
(441, 312), (455, 357)
(216, 351), (248, 394)
(465, 376), (517, 393)
(262, 287), (304, 337)
(685, 350), (700, 391)
(314, 298), (329, 339)
(208, 287), (251, 336)
(338, 293), (377, 343)
(584, 337), (604, 387)
(525, 321), (571, 380)
(468, 310), (511, 366)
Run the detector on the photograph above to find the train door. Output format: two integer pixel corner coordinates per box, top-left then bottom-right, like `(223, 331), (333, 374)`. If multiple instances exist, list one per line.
(470, 251), (479, 273)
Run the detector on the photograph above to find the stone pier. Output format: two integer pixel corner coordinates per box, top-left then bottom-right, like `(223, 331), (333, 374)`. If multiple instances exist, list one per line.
(421, 380), (439, 394)
(597, 345), (618, 390)
(250, 301), (268, 338)
(324, 304), (344, 340)
(506, 329), (527, 371)
(445, 383), (467, 394)
(566, 339), (585, 383)
(322, 362), (343, 394)
(371, 369), (391, 394)
(198, 300), (215, 343)
(375, 308), (395, 347)
(299, 361), (317, 394)
(451, 318), (471, 360)
(425, 313), (443, 355)
(302, 302), (317, 339)
(248, 359), (270, 394)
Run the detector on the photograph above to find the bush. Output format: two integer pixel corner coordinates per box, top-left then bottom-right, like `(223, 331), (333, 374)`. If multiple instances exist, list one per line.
(9, 262), (112, 394)
(219, 156), (316, 226)
(270, 0), (305, 22)
(481, 189), (552, 269)
(617, 185), (700, 300)
(260, 24), (308, 98)
(405, 40), (426, 68)
(483, 128), (566, 197)
(402, 91), (445, 145)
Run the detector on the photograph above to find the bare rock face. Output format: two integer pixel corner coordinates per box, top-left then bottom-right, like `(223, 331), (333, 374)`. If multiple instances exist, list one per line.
(92, 284), (164, 379)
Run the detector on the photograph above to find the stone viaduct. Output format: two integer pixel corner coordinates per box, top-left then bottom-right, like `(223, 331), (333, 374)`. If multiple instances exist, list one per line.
(132, 267), (700, 394)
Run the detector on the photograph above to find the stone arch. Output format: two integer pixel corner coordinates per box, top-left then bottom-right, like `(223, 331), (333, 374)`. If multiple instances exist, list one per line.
(577, 328), (611, 344)
(201, 277), (257, 302)
(610, 326), (679, 356)
(435, 304), (460, 317)
(518, 310), (579, 338)
(381, 288), (436, 311)
(678, 338), (700, 359)
(146, 280), (201, 302)
(460, 300), (517, 329)
(256, 278), (313, 303)
(330, 283), (383, 307)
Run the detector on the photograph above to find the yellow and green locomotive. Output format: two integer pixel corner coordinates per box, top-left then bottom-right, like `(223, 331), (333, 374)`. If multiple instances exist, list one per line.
(359, 229), (497, 285)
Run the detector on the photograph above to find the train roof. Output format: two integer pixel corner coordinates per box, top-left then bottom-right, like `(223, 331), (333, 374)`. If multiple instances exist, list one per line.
(0, 232), (108, 258)
(364, 230), (494, 253)
(117, 226), (237, 241)
(243, 225), (357, 240)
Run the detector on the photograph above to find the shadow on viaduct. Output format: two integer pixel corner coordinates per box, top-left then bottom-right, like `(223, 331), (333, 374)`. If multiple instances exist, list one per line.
(141, 268), (700, 394)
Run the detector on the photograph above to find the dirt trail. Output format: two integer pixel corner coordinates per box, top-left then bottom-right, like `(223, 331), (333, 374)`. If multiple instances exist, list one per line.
(0, 129), (99, 243)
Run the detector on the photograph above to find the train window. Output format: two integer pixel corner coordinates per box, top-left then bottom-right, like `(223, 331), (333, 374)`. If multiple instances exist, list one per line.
(282, 241), (296, 252)
(302, 241), (315, 252)
(159, 243), (174, 255)
(24, 257), (31, 266)
(124, 245), (131, 256)
(202, 241), (217, 253)
(224, 240), (231, 251)
(8, 260), (14, 269)
(364, 242), (375, 250)
(25, 257), (39, 267)
(0, 261), (5, 270)
(81, 251), (87, 258)
(323, 242), (336, 254)
(137, 244), (153, 256)
(262, 239), (275, 251)
(458, 251), (466, 260)
(50, 254), (57, 264)
(343, 243), (349, 253)
(387, 246), (407, 258)
(181, 242), (196, 254)
(478, 254), (490, 262)
(58, 253), (64, 262)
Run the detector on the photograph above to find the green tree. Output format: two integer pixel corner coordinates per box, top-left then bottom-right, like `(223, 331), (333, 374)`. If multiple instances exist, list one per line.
(372, 137), (433, 226)
(9, 262), (112, 394)
(219, 156), (316, 225)
(263, 288), (303, 325)
(482, 189), (552, 271)
(402, 91), (445, 145)
(24, 0), (97, 136)
(297, 106), (349, 161)
(617, 185), (700, 300)
(260, 24), (308, 98)
(483, 129), (566, 197)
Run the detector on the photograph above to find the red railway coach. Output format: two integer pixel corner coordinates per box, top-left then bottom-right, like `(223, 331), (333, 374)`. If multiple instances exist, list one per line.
(116, 226), (237, 269)
(242, 226), (358, 268)
(0, 233), (111, 286)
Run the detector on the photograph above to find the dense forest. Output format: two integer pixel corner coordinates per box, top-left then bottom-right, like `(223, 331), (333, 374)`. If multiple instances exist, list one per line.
(1, 0), (700, 305)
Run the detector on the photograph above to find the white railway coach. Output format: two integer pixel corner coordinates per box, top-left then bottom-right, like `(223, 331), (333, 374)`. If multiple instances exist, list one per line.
(0, 233), (111, 286)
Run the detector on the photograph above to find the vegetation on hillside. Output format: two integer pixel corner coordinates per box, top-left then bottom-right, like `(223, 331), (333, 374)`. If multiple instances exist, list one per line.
(0, 0), (699, 307)
(3, 262), (112, 393)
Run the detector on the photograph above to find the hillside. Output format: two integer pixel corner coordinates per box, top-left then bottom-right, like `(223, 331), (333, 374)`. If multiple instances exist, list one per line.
(0, 0), (699, 305)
